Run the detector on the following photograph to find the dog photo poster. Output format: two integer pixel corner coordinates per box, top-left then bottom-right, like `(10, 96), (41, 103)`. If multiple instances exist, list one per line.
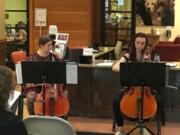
(136, 0), (175, 26)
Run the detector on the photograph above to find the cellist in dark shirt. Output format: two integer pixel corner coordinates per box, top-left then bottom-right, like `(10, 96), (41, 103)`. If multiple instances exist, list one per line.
(112, 32), (164, 135)
(25, 35), (69, 117)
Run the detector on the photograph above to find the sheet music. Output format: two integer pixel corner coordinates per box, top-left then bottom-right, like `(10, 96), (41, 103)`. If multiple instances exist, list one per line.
(15, 63), (23, 84)
(66, 62), (78, 84)
(8, 91), (21, 108)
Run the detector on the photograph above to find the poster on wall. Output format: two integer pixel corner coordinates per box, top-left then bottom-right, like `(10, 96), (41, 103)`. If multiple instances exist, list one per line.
(35, 8), (47, 27)
(136, 0), (175, 26)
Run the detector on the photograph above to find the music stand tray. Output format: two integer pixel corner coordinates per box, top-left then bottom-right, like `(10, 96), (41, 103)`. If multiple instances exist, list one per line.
(120, 62), (166, 135)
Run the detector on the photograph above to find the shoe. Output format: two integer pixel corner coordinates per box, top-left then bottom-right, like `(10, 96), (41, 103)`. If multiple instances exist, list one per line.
(115, 131), (125, 135)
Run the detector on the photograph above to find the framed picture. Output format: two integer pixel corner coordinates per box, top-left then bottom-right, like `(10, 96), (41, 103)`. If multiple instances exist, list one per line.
(136, 0), (175, 26)
(55, 33), (69, 44)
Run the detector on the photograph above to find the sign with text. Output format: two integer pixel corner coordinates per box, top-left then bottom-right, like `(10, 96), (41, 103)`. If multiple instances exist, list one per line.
(35, 8), (47, 26)
(83, 48), (93, 56)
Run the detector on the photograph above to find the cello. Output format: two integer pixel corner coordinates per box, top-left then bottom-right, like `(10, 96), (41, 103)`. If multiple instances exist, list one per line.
(34, 84), (69, 117)
(120, 86), (157, 120)
(119, 47), (158, 120)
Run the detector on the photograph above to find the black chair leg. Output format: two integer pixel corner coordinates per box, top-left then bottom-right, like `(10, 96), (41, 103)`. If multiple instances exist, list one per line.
(157, 114), (161, 135)
(18, 91), (24, 119)
(112, 118), (116, 132)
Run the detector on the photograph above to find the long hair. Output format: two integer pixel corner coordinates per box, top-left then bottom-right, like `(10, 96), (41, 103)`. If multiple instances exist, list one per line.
(0, 66), (15, 110)
(128, 32), (148, 61)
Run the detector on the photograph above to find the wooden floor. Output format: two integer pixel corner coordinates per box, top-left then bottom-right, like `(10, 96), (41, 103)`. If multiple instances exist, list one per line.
(14, 83), (180, 135)
(69, 117), (180, 135)
(21, 98), (180, 135)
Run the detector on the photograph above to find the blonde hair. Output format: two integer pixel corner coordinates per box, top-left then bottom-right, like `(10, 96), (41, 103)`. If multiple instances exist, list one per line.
(0, 66), (15, 110)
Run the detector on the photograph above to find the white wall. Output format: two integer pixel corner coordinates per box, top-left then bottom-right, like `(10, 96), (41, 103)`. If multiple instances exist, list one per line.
(0, 0), (5, 39)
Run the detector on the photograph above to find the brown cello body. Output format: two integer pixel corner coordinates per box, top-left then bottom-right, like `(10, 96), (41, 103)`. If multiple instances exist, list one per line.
(34, 84), (69, 117)
(120, 87), (157, 120)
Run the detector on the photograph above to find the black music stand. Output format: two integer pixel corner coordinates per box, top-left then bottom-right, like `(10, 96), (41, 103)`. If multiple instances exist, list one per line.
(120, 62), (166, 135)
(18, 61), (66, 117)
